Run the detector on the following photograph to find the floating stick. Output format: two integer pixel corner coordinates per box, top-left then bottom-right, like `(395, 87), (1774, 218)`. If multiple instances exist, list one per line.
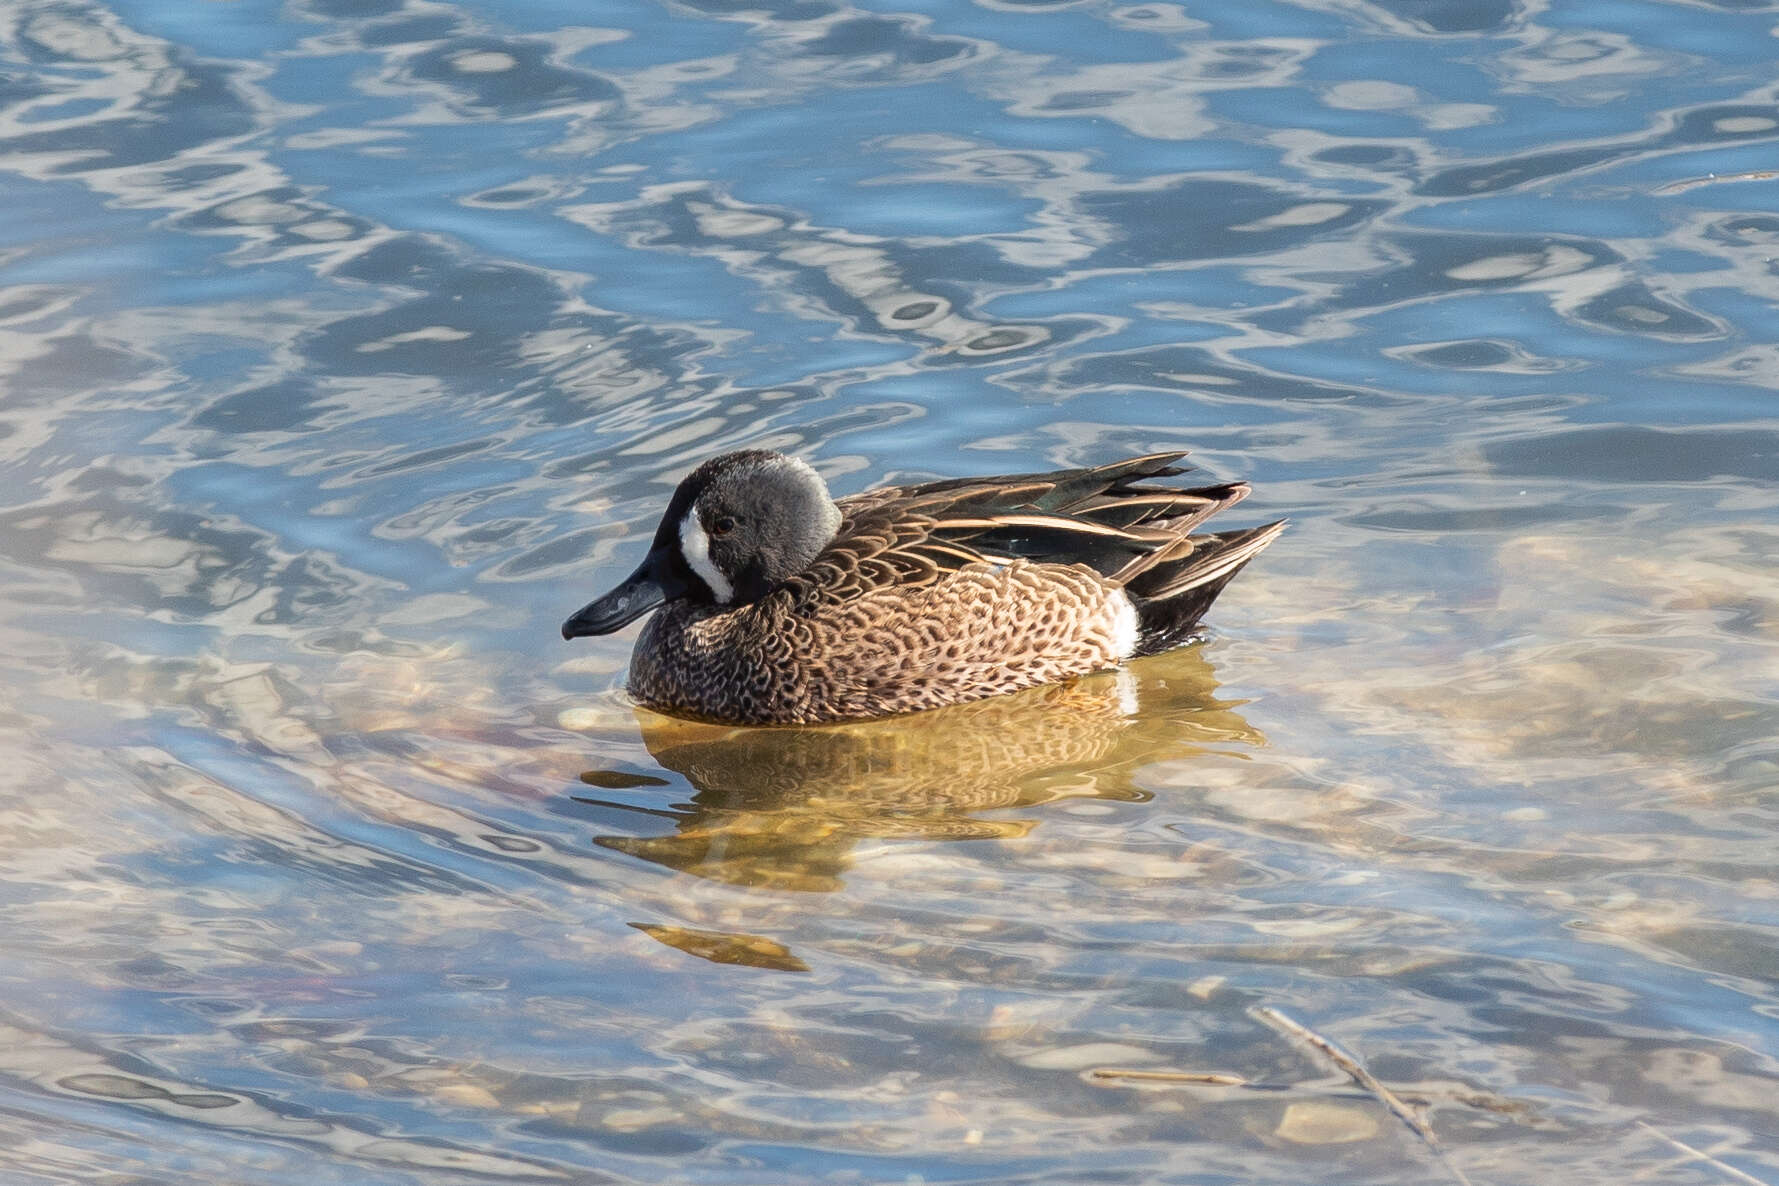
(1251, 1005), (1474, 1186)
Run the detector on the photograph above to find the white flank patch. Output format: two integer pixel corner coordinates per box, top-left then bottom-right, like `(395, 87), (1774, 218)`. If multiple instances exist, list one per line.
(679, 509), (734, 603)
(1110, 589), (1140, 660)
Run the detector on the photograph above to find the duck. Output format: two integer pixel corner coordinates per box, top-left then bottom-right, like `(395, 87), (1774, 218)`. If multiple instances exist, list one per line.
(561, 449), (1283, 725)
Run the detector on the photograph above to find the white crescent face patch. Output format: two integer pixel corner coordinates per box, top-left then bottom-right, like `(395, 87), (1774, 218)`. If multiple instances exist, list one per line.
(679, 509), (735, 604)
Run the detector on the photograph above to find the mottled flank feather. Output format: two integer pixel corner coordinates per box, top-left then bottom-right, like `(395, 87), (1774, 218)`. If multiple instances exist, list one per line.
(607, 451), (1283, 724)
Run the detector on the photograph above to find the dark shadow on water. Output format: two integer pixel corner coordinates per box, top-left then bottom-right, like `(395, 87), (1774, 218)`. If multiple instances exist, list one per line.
(578, 646), (1262, 894)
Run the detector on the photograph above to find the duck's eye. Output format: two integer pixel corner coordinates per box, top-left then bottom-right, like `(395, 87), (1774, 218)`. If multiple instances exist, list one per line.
(709, 515), (736, 537)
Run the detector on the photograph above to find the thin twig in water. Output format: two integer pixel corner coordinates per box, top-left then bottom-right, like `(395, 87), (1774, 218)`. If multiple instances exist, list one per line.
(1634, 1120), (1771, 1186)
(1089, 1069), (1250, 1086)
(1090, 1067), (1429, 1105)
(1251, 1005), (1474, 1186)
(1090, 1067), (1546, 1119)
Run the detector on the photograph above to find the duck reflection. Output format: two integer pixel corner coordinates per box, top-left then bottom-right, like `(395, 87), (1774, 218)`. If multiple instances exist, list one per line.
(581, 647), (1261, 892)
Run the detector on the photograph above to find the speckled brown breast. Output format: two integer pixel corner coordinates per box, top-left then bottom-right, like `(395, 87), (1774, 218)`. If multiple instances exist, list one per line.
(628, 559), (1131, 725)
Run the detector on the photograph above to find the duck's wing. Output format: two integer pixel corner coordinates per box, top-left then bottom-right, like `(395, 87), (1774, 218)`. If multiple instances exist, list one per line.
(874, 451), (1193, 517)
(793, 453), (1256, 604)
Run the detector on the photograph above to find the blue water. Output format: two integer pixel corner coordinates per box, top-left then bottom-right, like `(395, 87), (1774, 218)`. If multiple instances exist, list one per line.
(3, 0), (1778, 1182)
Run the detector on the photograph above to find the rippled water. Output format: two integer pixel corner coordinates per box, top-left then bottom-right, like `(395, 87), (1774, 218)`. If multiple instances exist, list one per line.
(3, 0), (1778, 1182)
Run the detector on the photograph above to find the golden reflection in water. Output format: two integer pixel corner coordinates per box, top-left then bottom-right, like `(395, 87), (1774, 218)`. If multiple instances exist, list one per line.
(584, 646), (1262, 897)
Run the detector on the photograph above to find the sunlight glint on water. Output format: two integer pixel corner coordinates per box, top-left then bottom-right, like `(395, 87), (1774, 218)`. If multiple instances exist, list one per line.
(1, 0), (1777, 1182)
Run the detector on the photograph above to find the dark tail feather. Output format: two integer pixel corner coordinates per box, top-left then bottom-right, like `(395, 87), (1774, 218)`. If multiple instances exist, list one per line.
(1032, 451), (1191, 511)
(1131, 520), (1286, 657)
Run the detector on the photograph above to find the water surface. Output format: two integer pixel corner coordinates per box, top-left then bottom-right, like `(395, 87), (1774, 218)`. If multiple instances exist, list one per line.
(3, 0), (1778, 1182)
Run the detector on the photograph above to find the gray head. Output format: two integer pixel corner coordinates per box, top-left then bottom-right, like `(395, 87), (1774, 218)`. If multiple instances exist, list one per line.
(561, 450), (842, 638)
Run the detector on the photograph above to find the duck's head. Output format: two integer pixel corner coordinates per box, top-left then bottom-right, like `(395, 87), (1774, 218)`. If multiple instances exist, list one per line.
(561, 450), (842, 639)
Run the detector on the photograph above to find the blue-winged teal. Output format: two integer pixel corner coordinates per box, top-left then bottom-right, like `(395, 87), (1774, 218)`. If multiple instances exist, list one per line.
(562, 450), (1283, 724)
